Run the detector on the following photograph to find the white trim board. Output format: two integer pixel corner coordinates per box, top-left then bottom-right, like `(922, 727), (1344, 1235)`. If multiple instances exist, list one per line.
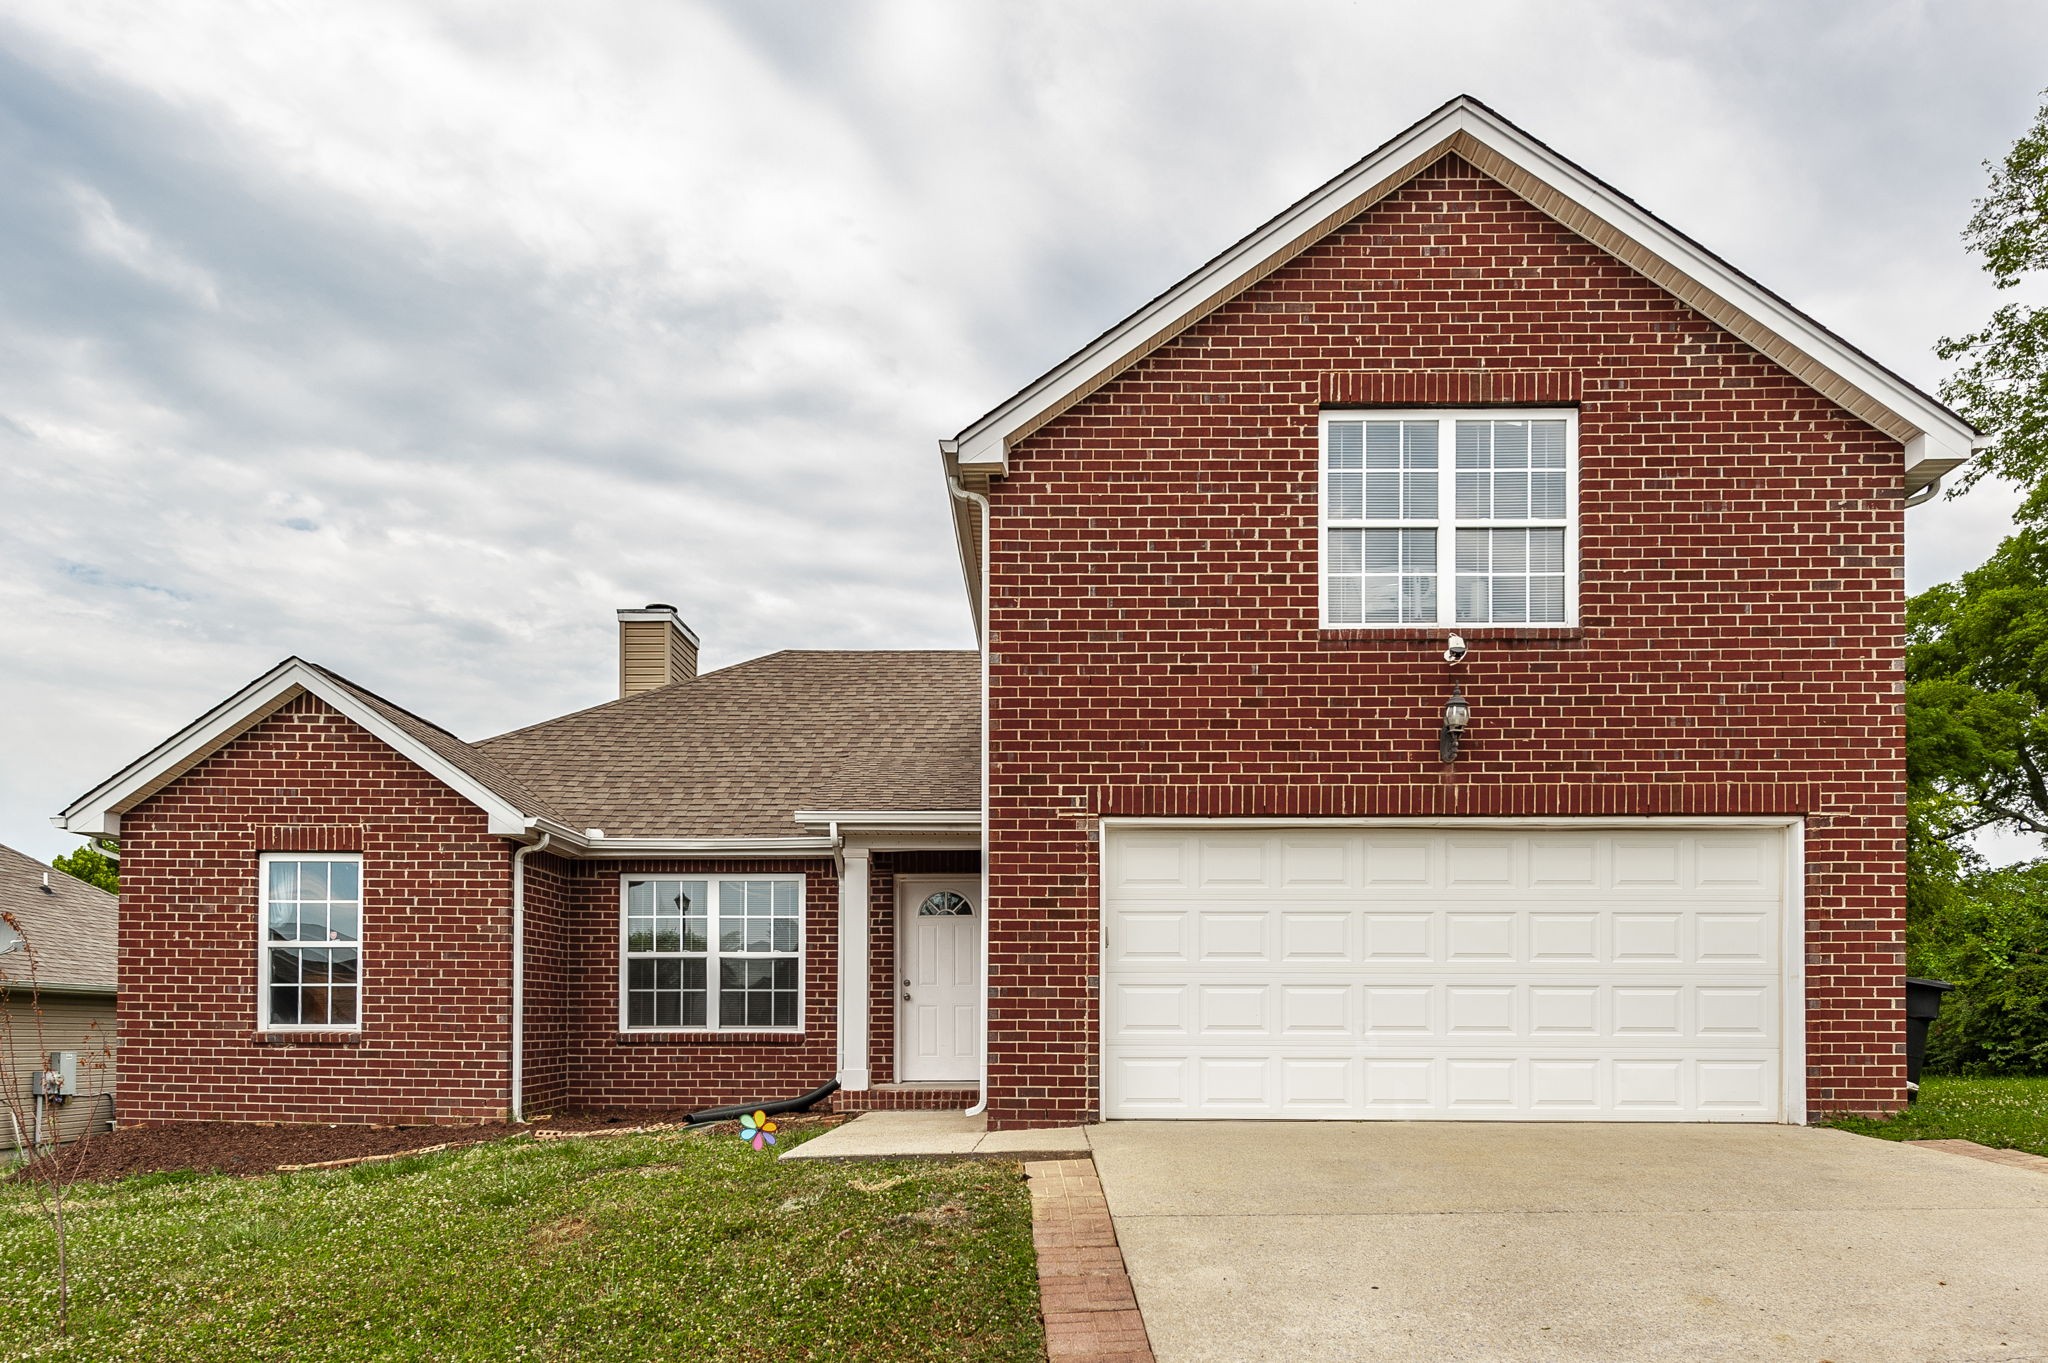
(945, 96), (1980, 488)
(54, 658), (533, 838)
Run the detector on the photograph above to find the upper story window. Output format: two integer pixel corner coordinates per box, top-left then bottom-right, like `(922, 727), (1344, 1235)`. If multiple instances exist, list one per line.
(1321, 409), (1577, 628)
(620, 876), (804, 1032)
(260, 854), (362, 1031)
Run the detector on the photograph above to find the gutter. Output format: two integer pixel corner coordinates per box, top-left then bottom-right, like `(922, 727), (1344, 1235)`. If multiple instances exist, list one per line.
(509, 831), (551, 1123)
(945, 463), (993, 1119)
(525, 816), (835, 858)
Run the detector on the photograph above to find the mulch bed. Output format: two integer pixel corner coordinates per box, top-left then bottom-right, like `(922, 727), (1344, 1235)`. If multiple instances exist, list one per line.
(12, 1109), (845, 1185)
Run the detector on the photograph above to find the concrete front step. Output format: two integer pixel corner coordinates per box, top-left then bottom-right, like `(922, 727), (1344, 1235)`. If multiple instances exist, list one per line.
(782, 1109), (1092, 1162)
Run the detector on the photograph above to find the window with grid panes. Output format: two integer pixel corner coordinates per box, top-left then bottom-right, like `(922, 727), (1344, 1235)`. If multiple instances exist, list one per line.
(621, 876), (802, 1030)
(1322, 411), (1574, 626)
(260, 855), (362, 1030)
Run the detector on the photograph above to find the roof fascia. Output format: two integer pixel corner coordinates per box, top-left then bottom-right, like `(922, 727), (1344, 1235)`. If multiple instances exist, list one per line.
(948, 97), (1979, 488)
(54, 660), (533, 838)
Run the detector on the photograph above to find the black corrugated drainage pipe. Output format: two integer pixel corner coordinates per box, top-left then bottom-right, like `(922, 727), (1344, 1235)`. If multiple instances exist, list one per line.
(686, 1078), (841, 1127)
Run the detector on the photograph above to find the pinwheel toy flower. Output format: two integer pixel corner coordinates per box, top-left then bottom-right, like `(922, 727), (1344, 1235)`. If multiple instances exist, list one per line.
(738, 1110), (778, 1150)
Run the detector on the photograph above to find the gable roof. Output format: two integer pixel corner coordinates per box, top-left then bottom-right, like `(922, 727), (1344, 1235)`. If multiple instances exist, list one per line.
(54, 658), (558, 839)
(942, 96), (1982, 494)
(0, 842), (116, 995)
(56, 651), (980, 849)
(475, 650), (980, 840)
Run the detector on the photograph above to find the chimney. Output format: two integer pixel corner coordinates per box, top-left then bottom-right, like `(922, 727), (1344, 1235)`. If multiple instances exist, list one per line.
(616, 603), (699, 696)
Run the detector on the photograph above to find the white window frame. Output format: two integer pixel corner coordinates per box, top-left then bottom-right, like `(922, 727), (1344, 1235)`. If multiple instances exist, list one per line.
(256, 851), (365, 1034)
(1318, 407), (1580, 629)
(616, 873), (807, 1033)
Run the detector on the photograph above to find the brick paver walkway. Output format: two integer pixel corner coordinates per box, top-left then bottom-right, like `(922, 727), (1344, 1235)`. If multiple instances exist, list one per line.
(1026, 1159), (1154, 1362)
(1911, 1138), (2048, 1174)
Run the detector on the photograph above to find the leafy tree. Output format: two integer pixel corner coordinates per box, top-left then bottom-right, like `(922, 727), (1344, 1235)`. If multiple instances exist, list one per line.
(1916, 861), (2048, 1075)
(1912, 89), (2048, 849)
(1906, 528), (2048, 841)
(1903, 91), (2048, 1076)
(49, 842), (117, 895)
(1937, 91), (2048, 520)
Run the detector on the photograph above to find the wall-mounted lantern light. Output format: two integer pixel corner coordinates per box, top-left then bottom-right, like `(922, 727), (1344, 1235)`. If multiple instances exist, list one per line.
(1439, 684), (1471, 764)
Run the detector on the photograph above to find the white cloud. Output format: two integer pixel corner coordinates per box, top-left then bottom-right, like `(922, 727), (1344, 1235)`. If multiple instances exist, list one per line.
(0, 1), (2043, 863)
(65, 181), (220, 308)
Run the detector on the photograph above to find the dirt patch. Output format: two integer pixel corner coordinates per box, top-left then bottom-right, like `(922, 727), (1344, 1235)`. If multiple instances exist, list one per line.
(528, 1213), (596, 1251)
(13, 1109), (845, 1185)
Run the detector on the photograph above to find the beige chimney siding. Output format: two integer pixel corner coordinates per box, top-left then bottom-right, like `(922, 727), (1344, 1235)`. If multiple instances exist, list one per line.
(616, 605), (699, 697)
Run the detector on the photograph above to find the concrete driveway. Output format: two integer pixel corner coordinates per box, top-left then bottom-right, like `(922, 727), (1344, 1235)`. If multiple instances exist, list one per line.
(1087, 1122), (2048, 1363)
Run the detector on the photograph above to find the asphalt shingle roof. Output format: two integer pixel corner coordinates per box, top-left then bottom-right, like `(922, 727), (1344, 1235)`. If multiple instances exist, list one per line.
(0, 842), (117, 994)
(476, 650), (980, 839)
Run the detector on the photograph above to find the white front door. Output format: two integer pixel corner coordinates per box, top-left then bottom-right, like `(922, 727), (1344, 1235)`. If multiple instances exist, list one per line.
(898, 877), (980, 1082)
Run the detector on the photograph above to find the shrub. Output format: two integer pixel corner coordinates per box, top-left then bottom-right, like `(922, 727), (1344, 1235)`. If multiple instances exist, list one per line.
(1915, 861), (2048, 1076)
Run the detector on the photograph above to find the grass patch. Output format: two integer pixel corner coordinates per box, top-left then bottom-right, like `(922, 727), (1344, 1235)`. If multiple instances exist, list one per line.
(1823, 1075), (2048, 1157)
(0, 1127), (1042, 1361)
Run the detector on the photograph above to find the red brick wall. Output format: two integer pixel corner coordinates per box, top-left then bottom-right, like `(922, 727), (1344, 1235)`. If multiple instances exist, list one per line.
(981, 153), (1907, 1128)
(117, 693), (517, 1125)
(556, 858), (842, 1112)
(520, 851), (574, 1115)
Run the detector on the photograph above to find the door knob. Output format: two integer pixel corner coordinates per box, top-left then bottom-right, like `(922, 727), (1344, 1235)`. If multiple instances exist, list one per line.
(901, 986), (912, 1002)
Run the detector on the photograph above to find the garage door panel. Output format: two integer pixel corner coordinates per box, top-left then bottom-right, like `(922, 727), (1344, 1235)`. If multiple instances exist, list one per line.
(1279, 838), (1353, 888)
(1196, 911), (1269, 962)
(1102, 826), (1789, 1121)
(1196, 838), (1272, 889)
(1279, 984), (1351, 1036)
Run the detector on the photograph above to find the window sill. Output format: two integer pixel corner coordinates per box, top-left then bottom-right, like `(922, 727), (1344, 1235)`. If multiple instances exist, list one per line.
(615, 1030), (808, 1047)
(251, 1030), (363, 1047)
(1319, 625), (1584, 644)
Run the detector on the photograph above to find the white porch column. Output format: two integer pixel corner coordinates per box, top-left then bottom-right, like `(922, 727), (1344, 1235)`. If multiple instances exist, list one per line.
(836, 845), (871, 1090)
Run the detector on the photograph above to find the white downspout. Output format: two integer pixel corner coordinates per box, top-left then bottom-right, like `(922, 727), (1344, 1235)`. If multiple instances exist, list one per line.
(947, 469), (993, 1118)
(510, 831), (551, 1123)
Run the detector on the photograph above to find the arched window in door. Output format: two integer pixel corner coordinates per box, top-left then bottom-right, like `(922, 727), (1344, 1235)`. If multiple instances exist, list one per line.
(918, 891), (974, 917)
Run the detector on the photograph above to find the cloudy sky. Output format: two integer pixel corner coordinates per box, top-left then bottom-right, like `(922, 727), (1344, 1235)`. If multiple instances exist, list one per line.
(2, 1), (2043, 866)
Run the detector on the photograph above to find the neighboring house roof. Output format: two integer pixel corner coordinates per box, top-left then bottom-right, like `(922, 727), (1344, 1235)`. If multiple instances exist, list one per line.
(55, 651), (980, 849)
(476, 650), (981, 840)
(940, 95), (1987, 619)
(0, 842), (116, 996)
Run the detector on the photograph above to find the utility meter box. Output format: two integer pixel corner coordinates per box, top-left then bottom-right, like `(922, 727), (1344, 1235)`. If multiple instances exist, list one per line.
(30, 1051), (77, 1102)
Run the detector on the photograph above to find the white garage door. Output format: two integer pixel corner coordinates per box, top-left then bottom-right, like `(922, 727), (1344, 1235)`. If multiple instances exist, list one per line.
(1101, 826), (1791, 1121)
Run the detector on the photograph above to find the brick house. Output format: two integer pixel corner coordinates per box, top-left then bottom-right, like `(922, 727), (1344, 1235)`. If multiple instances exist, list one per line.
(57, 98), (1979, 1131)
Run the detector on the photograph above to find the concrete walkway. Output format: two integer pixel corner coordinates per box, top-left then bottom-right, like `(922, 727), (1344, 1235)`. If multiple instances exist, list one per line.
(1088, 1122), (2048, 1363)
(780, 1109), (1091, 1162)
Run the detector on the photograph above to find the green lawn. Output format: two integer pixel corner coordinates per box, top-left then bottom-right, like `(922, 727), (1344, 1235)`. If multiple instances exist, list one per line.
(1824, 1075), (2048, 1158)
(0, 1127), (1043, 1362)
